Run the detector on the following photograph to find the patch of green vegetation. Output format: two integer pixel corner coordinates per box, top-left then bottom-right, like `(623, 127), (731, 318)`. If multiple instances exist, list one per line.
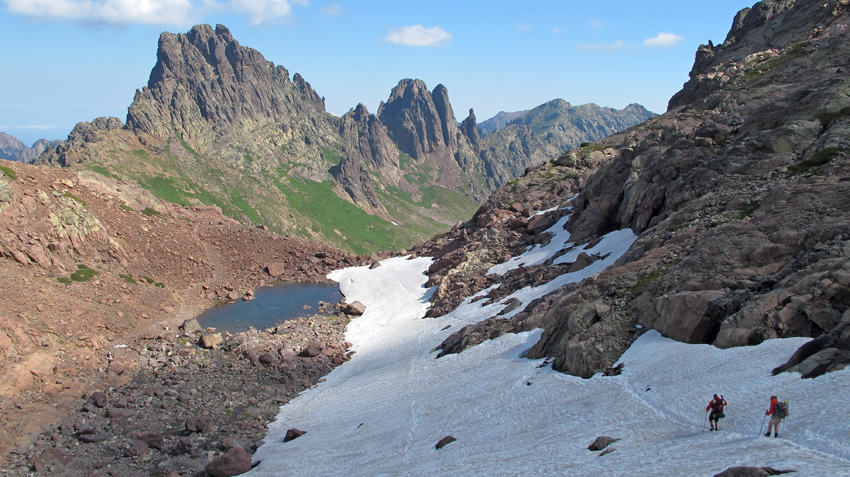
(0, 165), (17, 180)
(139, 175), (184, 205)
(398, 150), (412, 170)
(627, 259), (681, 297)
(70, 264), (98, 282)
(154, 282), (165, 288)
(228, 186), (262, 225)
(142, 207), (161, 217)
(788, 147), (843, 175)
(562, 173), (578, 180)
(742, 41), (811, 83)
(143, 276), (154, 284)
(670, 221), (693, 232)
(579, 142), (590, 148)
(273, 178), (401, 254)
(580, 144), (607, 153)
(57, 277), (72, 285)
(172, 125), (203, 159)
(506, 178), (520, 186)
(119, 204), (134, 212)
(244, 153), (254, 163)
(819, 107), (850, 129)
(735, 200), (761, 219)
(63, 193), (86, 206)
(118, 273), (137, 285)
(87, 165), (121, 180)
(321, 146), (341, 166)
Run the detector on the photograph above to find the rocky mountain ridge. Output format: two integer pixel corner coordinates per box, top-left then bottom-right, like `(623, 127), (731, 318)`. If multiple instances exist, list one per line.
(413, 0), (850, 379)
(34, 24), (651, 254)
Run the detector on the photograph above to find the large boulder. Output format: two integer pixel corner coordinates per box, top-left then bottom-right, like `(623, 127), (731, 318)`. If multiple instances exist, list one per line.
(200, 333), (223, 349)
(638, 290), (729, 344)
(266, 262), (287, 277)
(342, 301), (366, 316)
(204, 446), (252, 477)
(300, 339), (325, 358)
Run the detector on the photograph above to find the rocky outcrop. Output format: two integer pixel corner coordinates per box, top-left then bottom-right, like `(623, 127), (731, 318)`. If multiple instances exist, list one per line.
(410, 0), (850, 379)
(378, 79), (459, 162)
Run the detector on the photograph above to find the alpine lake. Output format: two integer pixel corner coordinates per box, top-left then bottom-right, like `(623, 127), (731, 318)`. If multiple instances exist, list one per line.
(196, 282), (343, 334)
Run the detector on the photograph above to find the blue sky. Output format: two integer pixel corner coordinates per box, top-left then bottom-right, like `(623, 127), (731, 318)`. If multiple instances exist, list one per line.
(1, 0), (755, 146)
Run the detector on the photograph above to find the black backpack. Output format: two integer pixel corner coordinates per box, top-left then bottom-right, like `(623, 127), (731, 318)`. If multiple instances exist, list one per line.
(774, 401), (789, 419)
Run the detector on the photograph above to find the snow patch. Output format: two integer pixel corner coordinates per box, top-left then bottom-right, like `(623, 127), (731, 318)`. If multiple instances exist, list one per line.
(249, 244), (849, 476)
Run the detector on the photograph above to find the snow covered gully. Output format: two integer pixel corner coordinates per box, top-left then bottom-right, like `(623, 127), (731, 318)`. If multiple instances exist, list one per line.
(249, 219), (850, 476)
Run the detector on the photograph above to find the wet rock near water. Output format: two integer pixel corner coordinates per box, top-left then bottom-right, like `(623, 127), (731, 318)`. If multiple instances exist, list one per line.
(0, 312), (351, 477)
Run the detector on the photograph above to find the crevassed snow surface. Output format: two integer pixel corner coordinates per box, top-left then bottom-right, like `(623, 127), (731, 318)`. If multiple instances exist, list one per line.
(250, 231), (850, 476)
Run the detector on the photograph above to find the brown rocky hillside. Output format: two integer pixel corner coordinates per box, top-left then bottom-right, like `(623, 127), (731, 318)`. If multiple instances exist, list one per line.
(0, 159), (363, 463)
(414, 0), (850, 379)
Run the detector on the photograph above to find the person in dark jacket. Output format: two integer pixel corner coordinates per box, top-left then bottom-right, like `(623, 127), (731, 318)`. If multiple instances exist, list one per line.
(706, 394), (727, 431)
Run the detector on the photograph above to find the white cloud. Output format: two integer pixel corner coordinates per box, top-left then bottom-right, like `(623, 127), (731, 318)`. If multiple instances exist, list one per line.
(3, 0), (201, 25)
(513, 23), (531, 31)
(319, 2), (340, 15)
(3, 124), (63, 130)
(578, 40), (625, 52)
(643, 32), (684, 48)
(231, 0), (309, 25)
(2, 0), (310, 26)
(551, 27), (562, 34)
(383, 25), (451, 47)
(587, 19), (603, 30)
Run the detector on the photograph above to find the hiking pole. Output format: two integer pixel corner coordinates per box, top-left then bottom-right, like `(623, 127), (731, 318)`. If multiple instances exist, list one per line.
(704, 410), (709, 432)
(758, 414), (767, 437)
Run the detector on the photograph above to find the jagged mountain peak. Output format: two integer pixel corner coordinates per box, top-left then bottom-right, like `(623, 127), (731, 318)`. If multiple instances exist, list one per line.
(127, 23), (325, 147)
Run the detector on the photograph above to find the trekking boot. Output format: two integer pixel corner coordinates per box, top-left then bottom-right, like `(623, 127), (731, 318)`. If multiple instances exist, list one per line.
(774, 433), (778, 438)
(764, 433), (770, 437)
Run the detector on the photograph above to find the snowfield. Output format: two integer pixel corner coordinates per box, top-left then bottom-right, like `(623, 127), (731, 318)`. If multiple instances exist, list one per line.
(249, 219), (850, 476)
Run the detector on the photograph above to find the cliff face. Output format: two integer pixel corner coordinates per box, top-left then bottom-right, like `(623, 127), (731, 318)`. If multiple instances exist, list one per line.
(414, 0), (850, 379)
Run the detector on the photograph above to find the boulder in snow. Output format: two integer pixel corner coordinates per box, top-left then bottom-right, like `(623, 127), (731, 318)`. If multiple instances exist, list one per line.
(284, 428), (307, 443)
(436, 436), (457, 449)
(588, 436), (619, 451)
(712, 466), (795, 477)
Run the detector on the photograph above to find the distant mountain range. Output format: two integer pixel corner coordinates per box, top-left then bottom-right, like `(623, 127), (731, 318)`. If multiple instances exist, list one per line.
(0, 133), (61, 164)
(477, 110), (529, 135)
(27, 24), (654, 254)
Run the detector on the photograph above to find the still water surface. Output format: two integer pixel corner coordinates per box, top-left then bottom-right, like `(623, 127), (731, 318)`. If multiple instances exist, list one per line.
(196, 282), (342, 334)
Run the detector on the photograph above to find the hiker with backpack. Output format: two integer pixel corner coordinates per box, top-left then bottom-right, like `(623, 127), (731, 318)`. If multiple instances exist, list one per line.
(706, 394), (727, 431)
(764, 395), (788, 438)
